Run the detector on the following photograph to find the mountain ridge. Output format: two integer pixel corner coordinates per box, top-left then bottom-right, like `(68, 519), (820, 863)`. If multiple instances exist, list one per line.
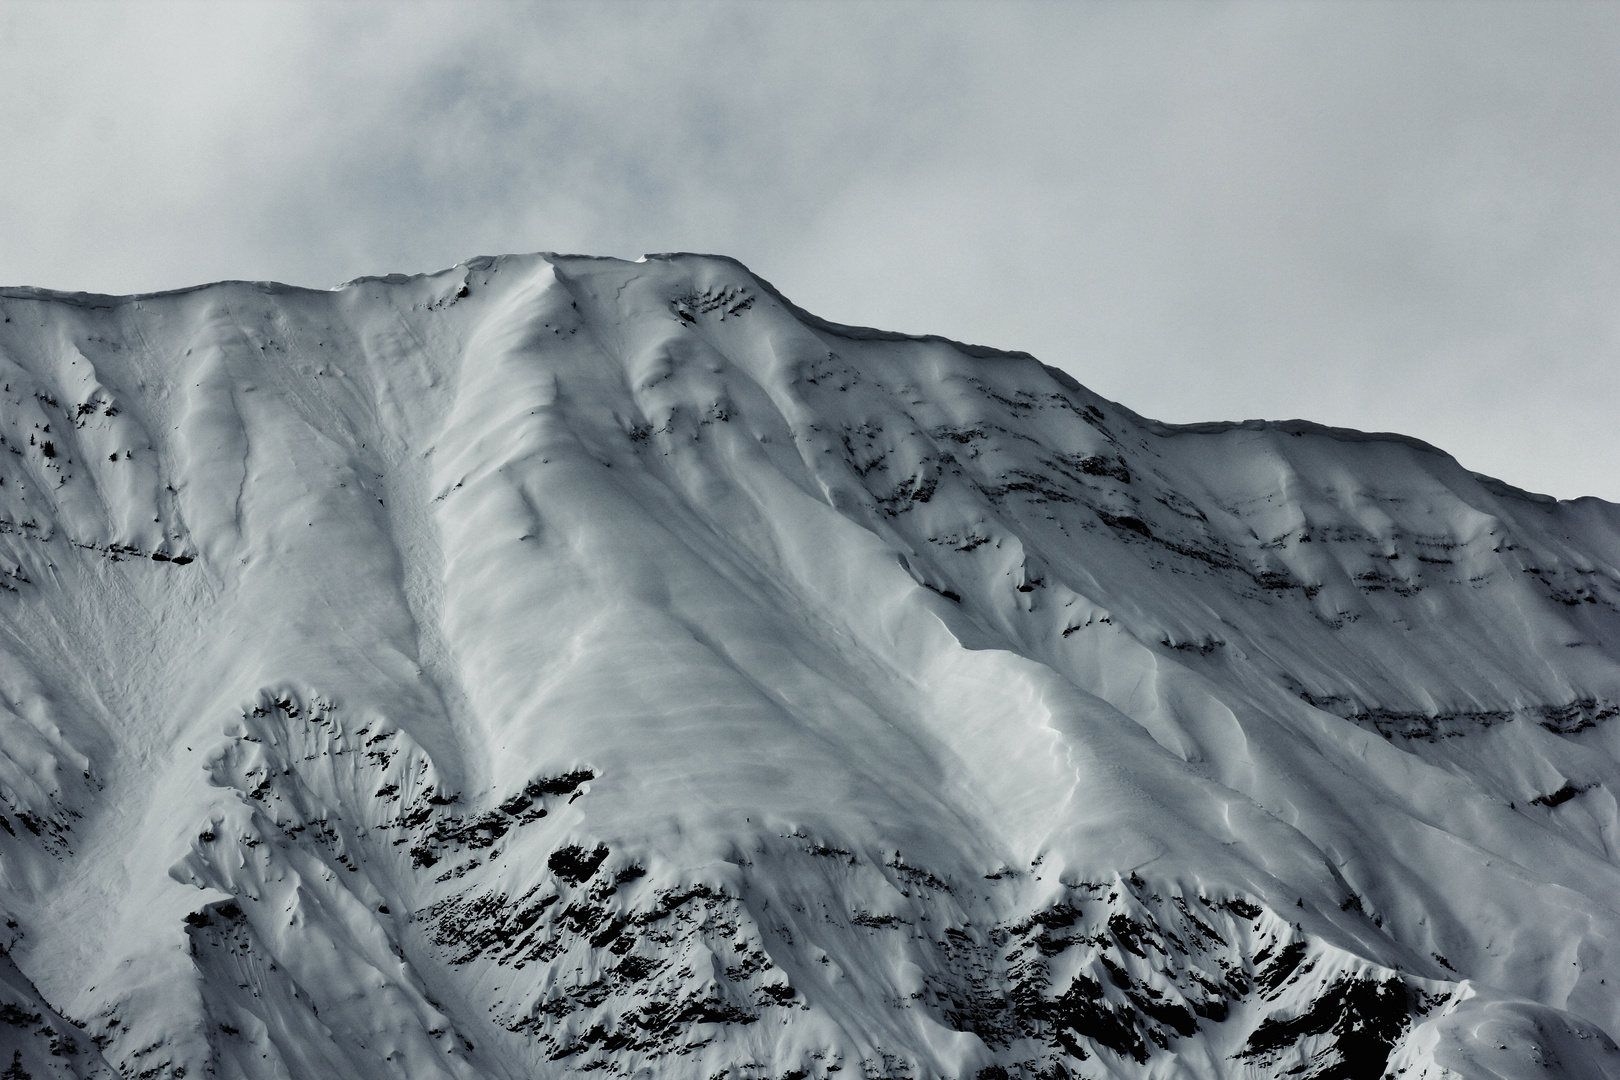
(0, 251), (1616, 1080)
(0, 251), (1572, 506)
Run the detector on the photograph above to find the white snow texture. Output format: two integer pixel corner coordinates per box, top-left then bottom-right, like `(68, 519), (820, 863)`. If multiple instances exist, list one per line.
(0, 252), (1616, 1080)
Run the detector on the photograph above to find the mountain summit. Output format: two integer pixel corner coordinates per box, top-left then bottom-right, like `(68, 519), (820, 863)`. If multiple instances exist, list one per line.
(0, 253), (1617, 1080)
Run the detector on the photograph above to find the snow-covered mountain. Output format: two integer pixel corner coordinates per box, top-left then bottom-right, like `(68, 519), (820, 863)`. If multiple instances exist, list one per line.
(0, 252), (1618, 1080)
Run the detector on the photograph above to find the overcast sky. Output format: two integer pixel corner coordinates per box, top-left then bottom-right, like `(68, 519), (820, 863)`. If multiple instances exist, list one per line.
(2, 2), (1617, 500)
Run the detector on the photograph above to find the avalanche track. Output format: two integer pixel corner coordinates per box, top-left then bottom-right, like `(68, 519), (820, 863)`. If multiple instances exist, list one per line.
(0, 253), (1617, 1080)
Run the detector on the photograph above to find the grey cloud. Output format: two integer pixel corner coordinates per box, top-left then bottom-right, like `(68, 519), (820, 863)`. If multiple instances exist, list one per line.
(1, 0), (1616, 499)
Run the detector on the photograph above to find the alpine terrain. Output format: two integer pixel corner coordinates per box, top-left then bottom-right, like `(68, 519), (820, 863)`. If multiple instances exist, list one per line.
(0, 252), (1618, 1080)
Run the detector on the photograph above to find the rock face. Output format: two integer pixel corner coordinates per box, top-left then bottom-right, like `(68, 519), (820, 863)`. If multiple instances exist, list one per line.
(0, 252), (1618, 1080)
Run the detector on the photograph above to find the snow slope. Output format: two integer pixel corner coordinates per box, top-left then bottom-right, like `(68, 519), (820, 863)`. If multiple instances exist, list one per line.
(0, 252), (1618, 1080)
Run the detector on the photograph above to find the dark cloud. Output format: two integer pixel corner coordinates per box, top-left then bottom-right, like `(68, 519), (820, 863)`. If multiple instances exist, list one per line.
(2, 0), (1616, 498)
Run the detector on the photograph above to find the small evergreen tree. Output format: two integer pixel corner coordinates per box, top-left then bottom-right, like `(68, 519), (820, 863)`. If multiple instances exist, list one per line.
(2, 1049), (31, 1080)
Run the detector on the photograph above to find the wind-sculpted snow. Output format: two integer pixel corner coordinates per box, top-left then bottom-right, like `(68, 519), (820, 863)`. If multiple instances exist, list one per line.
(0, 255), (1619, 1079)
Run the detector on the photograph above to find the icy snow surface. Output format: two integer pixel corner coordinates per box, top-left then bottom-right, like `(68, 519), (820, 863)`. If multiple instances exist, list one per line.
(0, 252), (1618, 1080)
